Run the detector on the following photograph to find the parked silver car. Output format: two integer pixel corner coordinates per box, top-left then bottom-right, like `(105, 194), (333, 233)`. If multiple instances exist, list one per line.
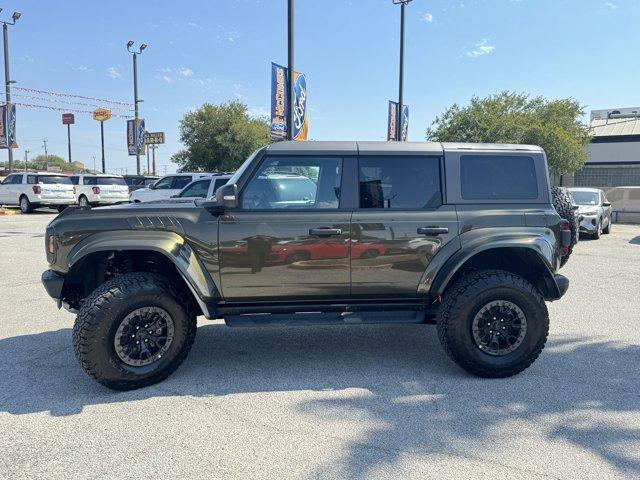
(567, 187), (612, 239)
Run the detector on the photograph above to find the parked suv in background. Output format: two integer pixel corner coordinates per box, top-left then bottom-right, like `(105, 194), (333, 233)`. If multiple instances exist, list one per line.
(70, 174), (130, 207)
(167, 174), (232, 202)
(0, 172), (75, 213)
(123, 175), (159, 193)
(129, 173), (214, 203)
(42, 141), (571, 390)
(567, 187), (612, 239)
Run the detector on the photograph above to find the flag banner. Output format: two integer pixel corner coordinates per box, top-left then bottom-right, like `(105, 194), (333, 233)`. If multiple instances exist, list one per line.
(270, 63), (288, 140)
(401, 104), (409, 141)
(127, 118), (146, 155)
(270, 63), (309, 141)
(0, 103), (17, 149)
(387, 101), (398, 141)
(0, 104), (7, 148)
(387, 101), (409, 141)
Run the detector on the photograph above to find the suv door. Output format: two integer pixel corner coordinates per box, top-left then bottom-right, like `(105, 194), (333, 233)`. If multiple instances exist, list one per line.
(218, 155), (349, 301)
(0, 174), (20, 204)
(351, 155), (458, 297)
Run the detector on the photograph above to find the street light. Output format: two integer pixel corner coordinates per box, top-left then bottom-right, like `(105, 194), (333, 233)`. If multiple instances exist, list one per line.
(393, 0), (411, 141)
(127, 40), (147, 174)
(1, 9), (21, 172)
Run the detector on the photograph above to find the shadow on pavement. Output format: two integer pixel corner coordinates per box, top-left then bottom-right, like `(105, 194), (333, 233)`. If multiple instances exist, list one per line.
(1, 324), (638, 476)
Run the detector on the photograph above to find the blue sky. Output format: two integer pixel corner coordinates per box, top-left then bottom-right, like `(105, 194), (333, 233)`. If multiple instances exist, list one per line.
(5, 0), (639, 173)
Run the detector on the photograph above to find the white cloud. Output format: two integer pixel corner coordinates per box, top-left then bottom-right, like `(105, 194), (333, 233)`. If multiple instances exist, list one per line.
(21, 54), (34, 63)
(248, 106), (269, 118)
(465, 39), (495, 58)
(106, 67), (121, 79)
(162, 75), (174, 84)
(179, 67), (194, 77)
(604, 2), (617, 9)
(422, 12), (433, 22)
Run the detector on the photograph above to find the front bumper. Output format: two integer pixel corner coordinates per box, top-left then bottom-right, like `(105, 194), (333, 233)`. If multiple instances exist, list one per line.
(41, 269), (64, 300)
(579, 215), (598, 233)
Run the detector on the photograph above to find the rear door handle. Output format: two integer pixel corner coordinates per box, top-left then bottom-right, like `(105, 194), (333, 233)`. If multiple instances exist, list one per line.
(417, 227), (449, 236)
(309, 228), (342, 237)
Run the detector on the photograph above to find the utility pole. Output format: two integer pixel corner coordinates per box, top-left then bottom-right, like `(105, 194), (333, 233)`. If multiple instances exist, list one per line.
(92, 155), (96, 173)
(1, 11), (21, 172)
(42, 138), (48, 168)
(146, 147), (150, 175)
(127, 41), (147, 174)
(393, 0), (411, 141)
(287, 0), (294, 141)
(23, 149), (28, 171)
(150, 144), (157, 176)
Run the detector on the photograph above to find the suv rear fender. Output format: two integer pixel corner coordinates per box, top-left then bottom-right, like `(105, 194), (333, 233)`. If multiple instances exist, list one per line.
(66, 230), (219, 317)
(420, 228), (562, 300)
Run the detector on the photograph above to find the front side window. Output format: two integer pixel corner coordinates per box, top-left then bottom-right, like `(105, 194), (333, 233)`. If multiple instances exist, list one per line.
(461, 155), (537, 200)
(83, 176), (97, 186)
(359, 156), (441, 209)
(153, 177), (174, 189)
(241, 156), (342, 210)
(179, 179), (211, 198)
(171, 176), (194, 190)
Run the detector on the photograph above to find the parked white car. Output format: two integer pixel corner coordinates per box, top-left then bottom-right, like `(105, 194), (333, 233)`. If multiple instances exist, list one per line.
(167, 175), (232, 202)
(567, 187), (613, 239)
(70, 174), (130, 207)
(0, 171), (76, 213)
(129, 173), (214, 203)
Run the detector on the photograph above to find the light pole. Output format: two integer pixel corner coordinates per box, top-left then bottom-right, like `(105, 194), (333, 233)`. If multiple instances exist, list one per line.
(393, 0), (411, 141)
(287, 0), (294, 141)
(1, 10), (20, 172)
(126, 40), (147, 174)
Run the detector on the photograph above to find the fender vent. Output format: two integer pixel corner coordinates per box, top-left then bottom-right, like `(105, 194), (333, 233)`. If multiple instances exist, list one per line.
(127, 216), (182, 232)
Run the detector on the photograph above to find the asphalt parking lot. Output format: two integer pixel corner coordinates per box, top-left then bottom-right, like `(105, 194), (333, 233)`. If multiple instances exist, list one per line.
(1, 210), (639, 480)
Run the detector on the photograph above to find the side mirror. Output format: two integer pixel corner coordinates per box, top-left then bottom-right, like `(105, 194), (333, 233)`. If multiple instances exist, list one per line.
(203, 183), (238, 213)
(602, 202), (611, 207)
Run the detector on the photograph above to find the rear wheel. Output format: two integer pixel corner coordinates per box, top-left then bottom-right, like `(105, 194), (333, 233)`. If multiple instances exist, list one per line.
(437, 269), (549, 378)
(72, 272), (197, 390)
(19, 195), (33, 214)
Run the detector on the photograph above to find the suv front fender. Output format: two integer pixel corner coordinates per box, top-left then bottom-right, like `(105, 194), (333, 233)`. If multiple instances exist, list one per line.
(67, 230), (220, 313)
(419, 228), (564, 301)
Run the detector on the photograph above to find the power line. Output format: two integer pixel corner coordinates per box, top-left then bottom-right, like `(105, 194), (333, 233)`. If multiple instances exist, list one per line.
(14, 86), (133, 106)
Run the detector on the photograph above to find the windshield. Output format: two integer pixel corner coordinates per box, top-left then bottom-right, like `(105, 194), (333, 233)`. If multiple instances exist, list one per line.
(571, 191), (599, 205)
(227, 147), (265, 186)
(96, 177), (127, 186)
(40, 176), (72, 185)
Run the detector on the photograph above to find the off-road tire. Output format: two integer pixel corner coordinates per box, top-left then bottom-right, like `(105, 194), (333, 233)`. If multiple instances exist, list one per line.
(72, 272), (197, 390)
(19, 195), (33, 214)
(551, 186), (577, 267)
(436, 269), (549, 378)
(602, 217), (611, 234)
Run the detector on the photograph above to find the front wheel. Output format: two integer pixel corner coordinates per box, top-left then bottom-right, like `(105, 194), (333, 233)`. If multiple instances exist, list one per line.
(592, 220), (602, 239)
(602, 216), (611, 234)
(72, 272), (197, 390)
(436, 269), (549, 378)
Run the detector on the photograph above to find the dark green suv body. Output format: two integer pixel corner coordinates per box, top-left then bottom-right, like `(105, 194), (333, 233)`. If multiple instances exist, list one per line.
(42, 141), (570, 390)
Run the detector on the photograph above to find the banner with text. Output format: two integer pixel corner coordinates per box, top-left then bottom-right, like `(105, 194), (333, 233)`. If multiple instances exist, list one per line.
(0, 103), (17, 149)
(127, 118), (146, 155)
(387, 101), (409, 141)
(270, 63), (308, 141)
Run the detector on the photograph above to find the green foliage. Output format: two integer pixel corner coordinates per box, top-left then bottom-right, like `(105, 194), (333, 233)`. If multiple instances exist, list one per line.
(426, 91), (592, 174)
(1, 154), (90, 173)
(171, 100), (273, 172)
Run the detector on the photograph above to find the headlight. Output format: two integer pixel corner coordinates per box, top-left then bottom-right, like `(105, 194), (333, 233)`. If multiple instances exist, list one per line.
(582, 210), (598, 216)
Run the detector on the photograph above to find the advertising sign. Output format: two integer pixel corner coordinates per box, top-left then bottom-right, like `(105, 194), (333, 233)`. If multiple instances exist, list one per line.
(270, 63), (289, 140)
(270, 62), (308, 141)
(92, 108), (112, 122)
(0, 103), (17, 149)
(387, 101), (409, 141)
(127, 119), (146, 155)
(62, 113), (75, 125)
(144, 131), (165, 144)
(387, 101), (398, 141)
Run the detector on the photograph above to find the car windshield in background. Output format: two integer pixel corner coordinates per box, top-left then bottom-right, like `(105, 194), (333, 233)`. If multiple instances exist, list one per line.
(571, 191), (599, 205)
(40, 176), (72, 185)
(96, 177), (127, 186)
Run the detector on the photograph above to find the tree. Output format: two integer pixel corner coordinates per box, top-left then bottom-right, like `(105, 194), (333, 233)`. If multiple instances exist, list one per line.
(171, 100), (272, 172)
(425, 91), (592, 174)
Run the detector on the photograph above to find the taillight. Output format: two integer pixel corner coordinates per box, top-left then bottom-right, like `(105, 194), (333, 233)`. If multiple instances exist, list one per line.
(92, 186), (101, 195)
(561, 219), (571, 231)
(32, 185), (41, 194)
(47, 235), (57, 254)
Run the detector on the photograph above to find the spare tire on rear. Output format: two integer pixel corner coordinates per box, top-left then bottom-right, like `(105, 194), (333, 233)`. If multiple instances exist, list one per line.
(551, 186), (578, 267)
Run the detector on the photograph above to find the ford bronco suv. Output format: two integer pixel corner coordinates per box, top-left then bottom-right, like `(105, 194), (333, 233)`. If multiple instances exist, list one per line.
(41, 141), (571, 390)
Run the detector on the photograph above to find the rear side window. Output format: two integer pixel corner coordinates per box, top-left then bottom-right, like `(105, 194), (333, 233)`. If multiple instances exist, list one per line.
(27, 175), (37, 184)
(69, 176), (79, 185)
(358, 156), (441, 209)
(171, 176), (193, 189)
(460, 155), (537, 200)
(40, 176), (72, 185)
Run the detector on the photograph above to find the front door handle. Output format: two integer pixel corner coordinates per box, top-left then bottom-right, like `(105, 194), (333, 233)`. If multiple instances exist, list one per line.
(417, 227), (449, 236)
(309, 228), (342, 237)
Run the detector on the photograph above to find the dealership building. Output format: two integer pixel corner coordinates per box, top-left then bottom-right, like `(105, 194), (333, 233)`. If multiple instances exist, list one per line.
(560, 107), (640, 188)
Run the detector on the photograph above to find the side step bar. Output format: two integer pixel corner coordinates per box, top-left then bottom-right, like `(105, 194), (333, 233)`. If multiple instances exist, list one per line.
(224, 310), (427, 328)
